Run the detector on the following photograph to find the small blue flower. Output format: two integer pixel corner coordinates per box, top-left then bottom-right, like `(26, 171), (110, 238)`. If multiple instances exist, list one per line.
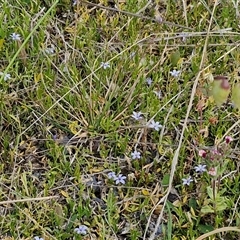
(153, 90), (162, 99)
(34, 237), (44, 240)
(148, 120), (162, 131)
(170, 69), (181, 78)
(45, 47), (55, 55)
(74, 225), (88, 235)
(10, 32), (21, 41)
(131, 111), (143, 120)
(182, 176), (193, 186)
(179, 32), (188, 42)
(194, 164), (207, 173)
(130, 52), (136, 58)
(108, 171), (116, 180)
(0, 72), (11, 81)
(146, 77), (152, 86)
(131, 150), (141, 159)
(100, 62), (110, 69)
(114, 174), (127, 185)
(73, 0), (78, 5)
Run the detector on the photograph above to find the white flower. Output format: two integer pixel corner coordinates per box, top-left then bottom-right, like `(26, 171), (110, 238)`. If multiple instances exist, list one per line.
(182, 176), (193, 186)
(0, 72), (11, 81)
(108, 171), (116, 180)
(74, 225), (88, 235)
(114, 174), (127, 184)
(73, 0), (78, 5)
(131, 111), (143, 120)
(130, 52), (136, 58)
(34, 237), (44, 240)
(153, 90), (162, 99)
(170, 69), (181, 78)
(45, 47), (55, 55)
(146, 77), (152, 86)
(10, 33), (21, 41)
(179, 32), (188, 42)
(131, 150), (141, 159)
(194, 164), (207, 173)
(148, 120), (162, 131)
(63, 66), (69, 72)
(100, 62), (110, 69)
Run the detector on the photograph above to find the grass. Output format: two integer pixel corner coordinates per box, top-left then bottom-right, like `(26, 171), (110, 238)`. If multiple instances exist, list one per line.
(0, 0), (240, 239)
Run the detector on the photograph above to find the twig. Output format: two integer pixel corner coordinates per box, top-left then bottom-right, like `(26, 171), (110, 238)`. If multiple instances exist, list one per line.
(0, 196), (58, 205)
(196, 227), (240, 240)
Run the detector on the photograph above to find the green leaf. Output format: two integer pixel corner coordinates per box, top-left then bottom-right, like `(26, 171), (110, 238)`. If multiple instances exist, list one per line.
(232, 83), (240, 109)
(201, 205), (214, 214)
(198, 224), (214, 234)
(206, 186), (214, 200)
(215, 197), (228, 212)
(0, 39), (4, 50)
(162, 174), (170, 186)
(191, 59), (199, 73)
(217, 159), (229, 176)
(170, 50), (180, 66)
(189, 197), (197, 210)
(211, 76), (230, 106)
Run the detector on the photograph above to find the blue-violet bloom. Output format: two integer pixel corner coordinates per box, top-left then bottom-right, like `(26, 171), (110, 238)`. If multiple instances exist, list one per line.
(108, 171), (116, 180)
(0, 72), (11, 81)
(114, 174), (127, 185)
(74, 225), (88, 235)
(148, 120), (162, 131)
(182, 176), (193, 186)
(194, 164), (207, 173)
(10, 33), (21, 41)
(34, 237), (44, 240)
(132, 111), (143, 120)
(146, 77), (152, 86)
(170, 69), (181, 78)
(153, 90), (162, 99)
(131, 150), (141, 159)
(100, 62), (110, 69)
